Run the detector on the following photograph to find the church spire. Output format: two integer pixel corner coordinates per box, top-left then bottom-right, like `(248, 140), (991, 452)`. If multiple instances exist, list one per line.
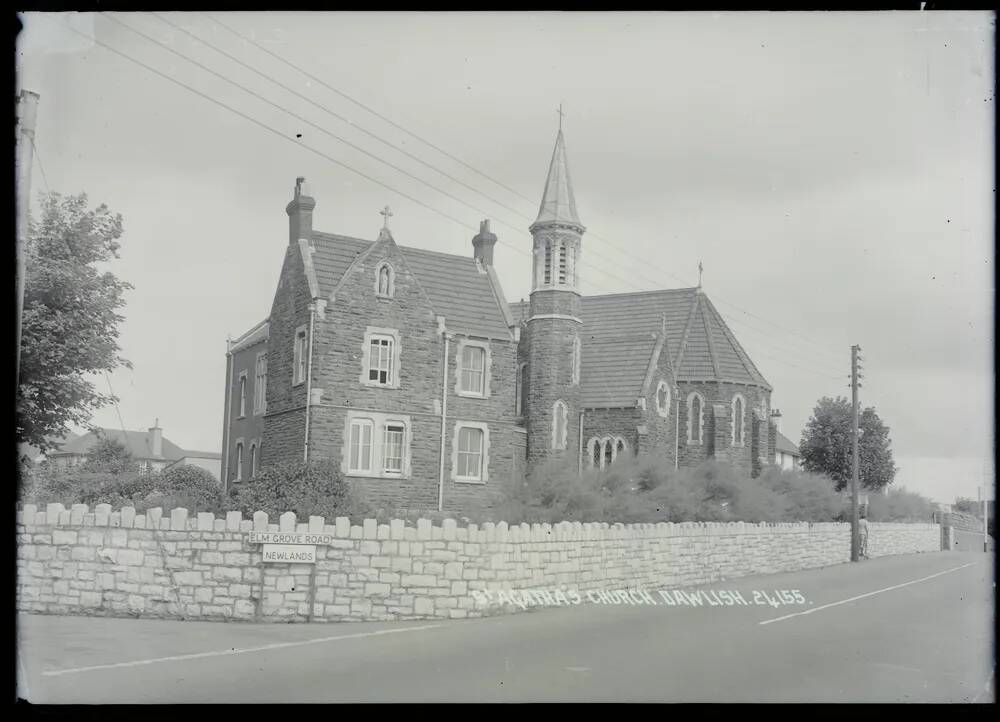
(532, 128), (584, 231)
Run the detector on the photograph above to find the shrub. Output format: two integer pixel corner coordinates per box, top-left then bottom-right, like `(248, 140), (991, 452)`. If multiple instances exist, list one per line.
(495, 455), (846, 525)
(227, 458), (372, 521)
(139, 464), (225, 514)
(866, 487), (937, 522)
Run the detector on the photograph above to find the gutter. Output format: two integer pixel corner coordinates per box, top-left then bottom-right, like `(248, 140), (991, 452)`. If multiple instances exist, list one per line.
(437, 316), (449, 512)
(221, 337), (234, 493)
(303, 303), (316, 463)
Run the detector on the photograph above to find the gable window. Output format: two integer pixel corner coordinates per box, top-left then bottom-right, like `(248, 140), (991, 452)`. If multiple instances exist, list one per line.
(655, 380), (671, 418)
(452, 422), (489, 483)
(571, 337), (581, 386)
(687, 392), (705, 444)
(375, 262), (395, 298)
(238, 372), (248, 418)
(552, 400), (568, 450)
(590, 438), (601, 468)
(361, 327), (400, 389)
(732, 394), (746, 446)
(292, 325), (308, 386)
(348, 419), (374, 473)
(254, 353), (267, 415)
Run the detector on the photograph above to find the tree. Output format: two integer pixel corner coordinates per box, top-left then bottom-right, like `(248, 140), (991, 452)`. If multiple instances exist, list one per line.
(953, 497), (981, 516)
(81, 435), (137, 474)
(799, 396), (898, 492)
(16, 192), (132, 452)
(228, 458), (371, 520)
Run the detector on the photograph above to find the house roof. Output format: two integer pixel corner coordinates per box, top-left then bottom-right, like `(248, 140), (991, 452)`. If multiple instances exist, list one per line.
(510, 287), (771, 408)
(775, 431), (800, 457)
(178, 451), (222, 460)
(533, 129), (583, 229)
(18, 431), (80, 462)
(230, 319), (269, 354)
(48, 428), (187, 462)
(311, 231), (512, 339)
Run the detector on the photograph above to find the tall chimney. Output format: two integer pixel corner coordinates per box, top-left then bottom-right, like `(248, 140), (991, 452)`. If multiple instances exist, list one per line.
(471, 219), (498, 266)
(769, 409), (782, 434)
(148, 418), (163, 458)
(286, 176), (316, 246)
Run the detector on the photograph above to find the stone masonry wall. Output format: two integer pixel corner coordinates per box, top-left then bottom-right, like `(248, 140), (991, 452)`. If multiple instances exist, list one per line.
(16, 502), (941, 624)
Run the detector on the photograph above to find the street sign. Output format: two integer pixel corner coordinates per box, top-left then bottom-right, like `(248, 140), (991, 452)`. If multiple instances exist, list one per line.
(247, 532), (334, 546)
(262, 544), (316, 563)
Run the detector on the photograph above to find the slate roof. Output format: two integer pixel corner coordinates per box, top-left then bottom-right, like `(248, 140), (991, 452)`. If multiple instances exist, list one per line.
(510, 287), (771, 408)
(311, 231), (512, 340)
(775, 431), (801, 457)
(48, 428), (188, 462)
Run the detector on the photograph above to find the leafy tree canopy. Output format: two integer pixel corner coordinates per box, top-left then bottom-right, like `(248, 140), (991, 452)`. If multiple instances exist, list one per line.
(81, 435), (137, 474)
(799, 396), (898, 492)
(17, 192), (132, 452)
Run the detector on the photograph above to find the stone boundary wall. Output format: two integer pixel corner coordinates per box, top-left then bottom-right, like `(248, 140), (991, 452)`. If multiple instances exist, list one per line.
(15, 503), (941, 623)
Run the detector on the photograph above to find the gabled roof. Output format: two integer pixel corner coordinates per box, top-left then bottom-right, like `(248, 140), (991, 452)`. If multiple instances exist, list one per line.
(48, 428), (187, 462)
(580, 334), (659, 408)
(179, 450), (222, 460)
(533, 130), (583, 229)
(510, 287), (771, 408)
(775, 431), (800, 457)
(230, 319), (269, 353)
(311, 231), (512, 340)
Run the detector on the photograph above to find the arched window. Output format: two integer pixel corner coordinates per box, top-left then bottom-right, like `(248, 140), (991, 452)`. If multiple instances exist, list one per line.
(235, 442), (244, 482)
(571, 337), (581, 386)
(589, 438), (601, 468)
(616, 438), (627, 457)
(557, 244), (568, 284)
(655, 380), (671, 418)
(687, 392), (705, 444)
(375, 262), (395, 298)
(732, 394), (746, 446)
(552, 400), (568, 450)
(603, 438), (614, 468)
(515, 363), (527, 415)
(249, 444), (257, 478)
(543, 243), (553, 286)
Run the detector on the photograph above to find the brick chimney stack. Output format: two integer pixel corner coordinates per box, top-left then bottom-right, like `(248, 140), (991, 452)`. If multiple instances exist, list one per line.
(148, 418), (163, 457)
(286, 176), (315, 246)
(472, 219), (498, 266)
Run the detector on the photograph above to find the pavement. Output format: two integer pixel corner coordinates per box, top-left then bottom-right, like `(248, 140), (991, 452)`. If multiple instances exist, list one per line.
(17, 551), (995, 703)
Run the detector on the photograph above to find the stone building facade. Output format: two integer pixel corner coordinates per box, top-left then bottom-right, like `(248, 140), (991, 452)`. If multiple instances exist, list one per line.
(222, 130), (779, 515)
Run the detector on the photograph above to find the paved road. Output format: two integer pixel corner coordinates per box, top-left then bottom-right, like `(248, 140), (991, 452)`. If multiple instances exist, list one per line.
(18, 551), (994, 703)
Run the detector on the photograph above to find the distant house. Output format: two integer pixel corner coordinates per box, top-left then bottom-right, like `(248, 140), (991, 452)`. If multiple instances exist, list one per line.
(45, 420), (192, 474)
(164, 452), (222, 481)
(18, 431), (80, 466)
(774, 430), (802, 471)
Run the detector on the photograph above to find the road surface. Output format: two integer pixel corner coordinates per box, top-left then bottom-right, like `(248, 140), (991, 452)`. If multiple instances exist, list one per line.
(17, 551), (994, 703)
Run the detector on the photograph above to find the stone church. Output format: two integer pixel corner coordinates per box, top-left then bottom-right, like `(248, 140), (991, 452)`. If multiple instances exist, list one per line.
(221, 130), (780, 514)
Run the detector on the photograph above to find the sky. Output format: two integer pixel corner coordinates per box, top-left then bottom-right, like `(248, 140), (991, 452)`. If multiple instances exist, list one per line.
(16, 11), (995, 504)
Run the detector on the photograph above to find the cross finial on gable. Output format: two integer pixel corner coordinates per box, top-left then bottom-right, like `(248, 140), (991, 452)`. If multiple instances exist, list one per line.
(698, 261), (704, 288)
(556, 103), (565, 131)
(380, 205), (393, 230)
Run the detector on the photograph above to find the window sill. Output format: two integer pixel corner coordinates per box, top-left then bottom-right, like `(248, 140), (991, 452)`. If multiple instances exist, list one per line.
(686, 441), (704, 446)
(238, 414), (246, 420)
(453, 477), (486, 485)
(375, 294), (393, 301)
(292, 380), (304, 387)
(346, 471), (410, 480)
(456, 390), (488, 399)
(361, 381), (400, 390)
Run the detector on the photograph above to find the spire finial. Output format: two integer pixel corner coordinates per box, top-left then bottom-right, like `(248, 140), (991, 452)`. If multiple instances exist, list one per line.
(556, 103), (565, 131)
(380, 205), (393, 230)
(698, 261), (704, 288)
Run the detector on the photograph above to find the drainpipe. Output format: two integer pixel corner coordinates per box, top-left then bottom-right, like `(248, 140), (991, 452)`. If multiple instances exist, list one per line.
(674, 390), (680, 470)
(221, 337), (234, 493)
(437, 317), (449, 512)
(303, 303), (316, 463)
(578, 410), (585, 476)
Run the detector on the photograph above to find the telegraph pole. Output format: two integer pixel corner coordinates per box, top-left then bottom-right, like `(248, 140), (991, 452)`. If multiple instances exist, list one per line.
(16, 89), (40, 388)
(850, 344), (863, 562)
